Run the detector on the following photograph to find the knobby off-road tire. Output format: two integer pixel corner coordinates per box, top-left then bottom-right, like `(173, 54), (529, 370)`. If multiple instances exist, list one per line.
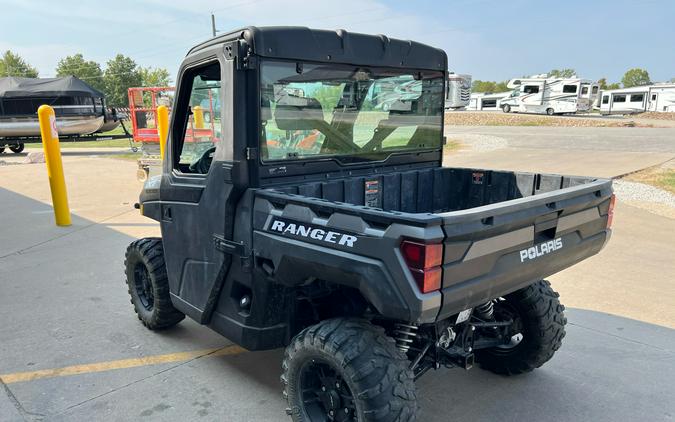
(282, 318), (417, 422)
(124, 238), (184, 329)
(476, 280), (566, 375)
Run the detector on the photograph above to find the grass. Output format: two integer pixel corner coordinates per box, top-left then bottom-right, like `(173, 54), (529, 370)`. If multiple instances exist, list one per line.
(108, 153), (142, 161)
(625, 167), (675, 194)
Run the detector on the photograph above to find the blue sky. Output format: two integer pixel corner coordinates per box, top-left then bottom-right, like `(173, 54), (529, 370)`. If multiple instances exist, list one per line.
(1, 0), (673, 84)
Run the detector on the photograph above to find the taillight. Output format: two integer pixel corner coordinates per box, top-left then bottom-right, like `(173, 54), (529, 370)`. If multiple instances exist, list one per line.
(606, 194), (616, 229)
(401, 240), (443, 293)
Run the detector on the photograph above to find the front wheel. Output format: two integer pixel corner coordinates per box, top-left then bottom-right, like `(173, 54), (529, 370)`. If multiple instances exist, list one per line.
(502, 104), (511, 113)
(546, 108), (555, 116)
(475, 280), (566, 375)
(124, 238), (184, 329)
(282, 319), (417, 422)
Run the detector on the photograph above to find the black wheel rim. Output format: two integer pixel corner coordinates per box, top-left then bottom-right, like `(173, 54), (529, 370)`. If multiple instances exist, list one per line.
(491, 299), (525, 355)
(299, 359), (357, 422)
(133, 263), (154, 311)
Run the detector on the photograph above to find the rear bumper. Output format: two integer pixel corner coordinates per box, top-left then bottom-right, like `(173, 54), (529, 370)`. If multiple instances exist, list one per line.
(437, 229), (609, 320)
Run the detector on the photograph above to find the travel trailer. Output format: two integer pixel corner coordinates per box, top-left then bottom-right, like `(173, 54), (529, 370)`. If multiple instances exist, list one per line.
(500, 74), (599, 115)
(467, 91), (510, 111)
(445, 73), (471, 109)
(599, 84), (675, 115)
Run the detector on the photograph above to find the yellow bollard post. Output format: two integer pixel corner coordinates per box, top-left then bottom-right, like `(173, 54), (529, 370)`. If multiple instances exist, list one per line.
(192, 105), (205, 129)
(37, 105), (71, 226)
(156, 105), (169, 160)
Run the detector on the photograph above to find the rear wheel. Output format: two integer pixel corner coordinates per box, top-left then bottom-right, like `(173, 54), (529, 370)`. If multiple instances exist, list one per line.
(546, 107), (555, 116)
(475, 280), (566, 375)
(502, 104), (511, 113)
(282, 319), (417, 422)
(124, 238), (184, 329)
(9, 144), (24, 153)
(0, 147), (4, 154)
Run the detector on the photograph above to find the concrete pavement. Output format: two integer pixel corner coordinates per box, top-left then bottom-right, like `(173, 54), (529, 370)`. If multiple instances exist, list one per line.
(1, 133), (674, 421)
(445, 126), (675, 178)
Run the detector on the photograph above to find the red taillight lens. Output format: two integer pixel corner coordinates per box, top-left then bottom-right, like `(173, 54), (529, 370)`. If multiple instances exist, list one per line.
(401, 241), (443, 269)
(409, 267), (442, 293)
(401, 240), (443, 293)
(607, 194), (616, 229)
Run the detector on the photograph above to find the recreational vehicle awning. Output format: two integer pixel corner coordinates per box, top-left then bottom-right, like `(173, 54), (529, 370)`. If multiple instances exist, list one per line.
(0, 76), (104, 98)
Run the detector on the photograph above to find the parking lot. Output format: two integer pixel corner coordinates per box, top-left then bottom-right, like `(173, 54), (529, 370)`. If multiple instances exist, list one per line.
(1, 125), (674, 421)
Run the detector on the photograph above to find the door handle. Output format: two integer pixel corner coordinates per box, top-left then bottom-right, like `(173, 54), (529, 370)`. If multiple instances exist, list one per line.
(162, 205), (172, 222)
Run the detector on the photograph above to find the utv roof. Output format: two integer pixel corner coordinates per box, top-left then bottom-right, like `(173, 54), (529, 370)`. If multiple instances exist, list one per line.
(187, 26), (447, 71)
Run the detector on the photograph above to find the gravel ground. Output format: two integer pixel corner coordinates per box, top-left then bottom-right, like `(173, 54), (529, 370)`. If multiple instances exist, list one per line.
(446, 133), (508, 152)
(635, 112), (675, 121)
(613, 179), (675, 219)
(445, 111), (653, 127)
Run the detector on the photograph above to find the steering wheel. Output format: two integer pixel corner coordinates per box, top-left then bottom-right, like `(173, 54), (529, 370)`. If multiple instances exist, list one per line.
(189, 146), (216, 174)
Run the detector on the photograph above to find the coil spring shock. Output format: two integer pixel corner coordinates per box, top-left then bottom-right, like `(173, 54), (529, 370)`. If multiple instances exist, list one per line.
(474, 301), (494, 320)
(393, 323), (419, 353)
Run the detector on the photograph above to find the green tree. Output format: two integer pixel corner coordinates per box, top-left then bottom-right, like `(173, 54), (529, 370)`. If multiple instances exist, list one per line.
(471, 80), (509, 93)
(669, 77), (675, 83)
(0, 50), (38, 77)
(103, 54), (142, 107)
(548, 68), (576, 78)
(55, 54), (104, 92)
(597, 78), (620, 90)
(140, 67), (171, 87)
(622, 68), (650, 88)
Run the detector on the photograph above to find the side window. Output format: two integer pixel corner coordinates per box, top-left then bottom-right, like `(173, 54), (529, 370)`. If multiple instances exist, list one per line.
(613, 94), (626, 103)
(651, 94), (657, 101)
(630, 94), (644, 102)
(581, 86), (589, 95)
(563, 85), (577, 93)
(174, 62), (221, 174)
(523, 85), (539, 94)
(602, 95), (609, 104)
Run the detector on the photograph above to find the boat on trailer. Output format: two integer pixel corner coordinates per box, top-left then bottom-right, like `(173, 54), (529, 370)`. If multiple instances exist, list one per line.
(0, 76), (120, 151)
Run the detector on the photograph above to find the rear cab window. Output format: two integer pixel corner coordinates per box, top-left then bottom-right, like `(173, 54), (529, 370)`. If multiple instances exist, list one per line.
(259, 61), (444, 163)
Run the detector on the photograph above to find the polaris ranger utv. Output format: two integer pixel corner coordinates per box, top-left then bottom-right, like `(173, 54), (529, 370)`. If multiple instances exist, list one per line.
(124, 26), (614, 421)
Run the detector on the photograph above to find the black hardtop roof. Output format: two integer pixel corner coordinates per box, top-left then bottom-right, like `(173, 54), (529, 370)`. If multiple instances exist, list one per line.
(0, 76), (105, 98)
(187, 26), (447, 71)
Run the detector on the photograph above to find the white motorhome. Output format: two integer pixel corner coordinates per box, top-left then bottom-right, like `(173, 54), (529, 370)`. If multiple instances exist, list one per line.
(599, 84), (675, 114)
(500, 74), (599, 115)
(467, 91), (510, 111)
(445, 73), (472, 109)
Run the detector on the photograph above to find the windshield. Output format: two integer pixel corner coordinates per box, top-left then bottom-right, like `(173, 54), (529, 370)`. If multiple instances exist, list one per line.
(260, 61), (444, 162)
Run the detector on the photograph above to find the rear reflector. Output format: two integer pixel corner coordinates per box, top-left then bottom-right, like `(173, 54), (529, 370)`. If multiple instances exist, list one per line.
(607, 194), (616, 229)
(409, 266), (442, 294)
(401, 241), (443, 270)
(401, 240), (443, 293)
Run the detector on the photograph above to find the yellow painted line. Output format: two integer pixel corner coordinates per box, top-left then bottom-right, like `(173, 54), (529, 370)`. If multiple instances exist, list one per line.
(0, 345), (246, 384)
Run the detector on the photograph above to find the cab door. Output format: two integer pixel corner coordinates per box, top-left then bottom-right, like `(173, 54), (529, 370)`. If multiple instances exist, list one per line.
(159, 58), (236, 323)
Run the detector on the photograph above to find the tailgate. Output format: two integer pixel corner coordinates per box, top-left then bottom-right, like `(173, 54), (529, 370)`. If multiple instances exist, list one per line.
(436, 178), (613, 320)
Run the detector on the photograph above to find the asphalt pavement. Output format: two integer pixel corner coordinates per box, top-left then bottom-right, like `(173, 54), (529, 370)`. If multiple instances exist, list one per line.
(1, 135), (674, 421)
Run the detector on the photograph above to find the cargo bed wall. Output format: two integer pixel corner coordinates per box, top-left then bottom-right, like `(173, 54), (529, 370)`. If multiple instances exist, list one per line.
(270, 167), (595, 213)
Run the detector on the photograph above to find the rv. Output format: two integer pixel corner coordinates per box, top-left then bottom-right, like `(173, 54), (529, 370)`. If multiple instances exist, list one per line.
(599, 84), (675, 115)
(467, 91), (510, 111)
(445, 73), (471, 109)
(499, 74), (599, 115)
